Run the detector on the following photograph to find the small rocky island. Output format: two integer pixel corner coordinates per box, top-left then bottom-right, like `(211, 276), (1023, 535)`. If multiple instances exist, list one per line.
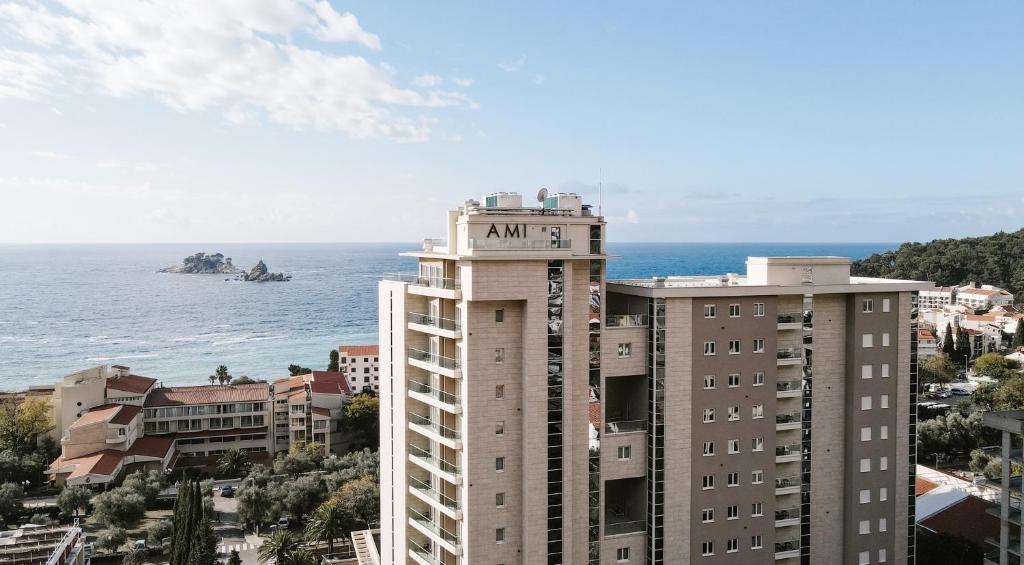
(159, 253), (290, 282)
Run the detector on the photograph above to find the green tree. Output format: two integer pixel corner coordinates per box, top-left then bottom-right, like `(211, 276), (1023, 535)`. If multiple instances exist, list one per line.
(920, 353), (956, 390)
(170, 481), (217, 565)
(57, 485), (93, 518)
(283, 475), (324, 523)
(333, 475), (379, 530)
(328, 350), (340, 372)
(0, 397), (53, 455)
(342, 393), (380, 450)
(993, 375), (1024, 409)
(122, 544), (147, 565)
(323, 449), (379, 490)
(211, 365), (231, 385)
(305, 499), (347, 554)
(942, 323), (956, 356)
(955, 328), (972, 363)
(92, 487), (146, 527)
(228, 551), (242, 565)
(237, 484), (272, 529)
(918, 411), (993, 461)
(120, 470), (164, 507)
(971, 382), (998, 409)
(217, 448), (251, 479)
(258, 529), (301, 565)
(146, 519), (173, 548)
(0, 482), (25, 525)
(231, 375), (257, 385)
(288, 364), (312, 376)
(974, 352), (1014, 379)
(273, 450), (317, 477)
(97, 526), (127, 554)
(1013, 321), (1024, 349)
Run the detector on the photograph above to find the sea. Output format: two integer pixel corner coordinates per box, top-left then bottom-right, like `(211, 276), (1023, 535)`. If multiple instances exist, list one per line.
(0, 242), (894, 389)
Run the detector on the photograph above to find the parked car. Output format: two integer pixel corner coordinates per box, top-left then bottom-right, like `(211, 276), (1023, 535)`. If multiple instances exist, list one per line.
(133, 539), (147, 549)
(936, 390), (952, 398)
(951, 389), (970, 396)
(277, 517), (291, 529)
(219, 485), (234, 497)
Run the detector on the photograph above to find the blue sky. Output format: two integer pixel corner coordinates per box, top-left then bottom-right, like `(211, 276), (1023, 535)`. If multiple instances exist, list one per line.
(1, 1), (1022, 243)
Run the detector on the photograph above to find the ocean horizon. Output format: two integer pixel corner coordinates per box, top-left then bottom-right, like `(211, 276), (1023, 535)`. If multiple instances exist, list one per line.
(0, 242), (896, 389)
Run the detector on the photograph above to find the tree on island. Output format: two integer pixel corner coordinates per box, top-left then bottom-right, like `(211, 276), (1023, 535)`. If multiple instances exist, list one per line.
(210, 365), (231, 385)
(942, 323), (956, 356)
(328, 350), (340, 372)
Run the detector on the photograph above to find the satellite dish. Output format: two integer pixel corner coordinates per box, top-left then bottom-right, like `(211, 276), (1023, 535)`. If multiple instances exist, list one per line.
(537, 187), (548, 202)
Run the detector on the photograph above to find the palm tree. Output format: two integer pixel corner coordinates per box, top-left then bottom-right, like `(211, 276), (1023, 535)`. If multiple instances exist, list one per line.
(257, 529), (300, 565)
(217, 448), (251, 479)
(305, 500), (346, 555)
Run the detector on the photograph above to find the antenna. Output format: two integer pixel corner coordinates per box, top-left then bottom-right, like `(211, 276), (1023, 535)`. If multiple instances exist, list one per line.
(599, 168), (603, 217)
(537, 187), (548, 203)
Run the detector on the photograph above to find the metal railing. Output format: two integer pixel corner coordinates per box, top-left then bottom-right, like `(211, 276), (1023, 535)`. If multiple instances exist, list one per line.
(408, 312), (461, 332)
(777, 312), (804, 324)
(409, 445), (460, 475)
(775, 539), (800, 553)
(776, 444), (801, 457)
(44, 520), (81, 565)
(468, 239), (572, 250)
(777, 347), (801, 360)
(775, 507), (800, 521)
(775, 476), (801, 489)
(409, 539), (440, 565)
(606, 314), (648, 328)
(604, 419), (646, 434)
(409, 381), (460, 406)
(409, 412), (460, 440)
(776, 412), (801, 425)
(408, 348), (460, 371)
(409, 508), (460, 545)
(382, 273), (461, 290)
(409, 476), (460, 511)
(604, 519), (646, 536)
(776, 380), (802, 392)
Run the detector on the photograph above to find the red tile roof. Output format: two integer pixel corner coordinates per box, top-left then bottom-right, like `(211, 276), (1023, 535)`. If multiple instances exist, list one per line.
(106, 374), (157, 394)
(916, 477), (940, 496)
(920, 495), (1000, 547)
(49, 450), (124, 480)
(339, 345), (379, 356)
(145, 383), (269, 407)
(588, 400), (601, 430)
(69, 404), (122, 429)
(311, 407), (331, 417)
(126, 435), (174, 459)
(309, 371), (350, 395)
(110, 404), (142, 425)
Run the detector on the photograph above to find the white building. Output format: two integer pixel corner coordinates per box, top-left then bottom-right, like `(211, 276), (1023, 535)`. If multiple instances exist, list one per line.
(339, 345), (380, 393)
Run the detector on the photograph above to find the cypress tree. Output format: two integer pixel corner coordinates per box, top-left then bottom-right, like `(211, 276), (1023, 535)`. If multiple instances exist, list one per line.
(1013, 322), (1024, 349)
(188, 481), (217, 565)
(955, 328), (972, 363)
(942, 323), (956, 355)
(170, 480), (192, 565)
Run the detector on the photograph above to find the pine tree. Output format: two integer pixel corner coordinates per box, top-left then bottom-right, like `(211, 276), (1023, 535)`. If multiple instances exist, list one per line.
(942, 322), (956, 355)
(328, 350), (340, 372)
(1013, 322), (1024, 349)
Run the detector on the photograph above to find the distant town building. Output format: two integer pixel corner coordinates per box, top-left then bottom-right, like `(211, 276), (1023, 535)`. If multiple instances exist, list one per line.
(272, 371), (351, 455)
(920, 284), (1014, 311)
(918, 327), (938, 358)
(338, 345), (380, 393)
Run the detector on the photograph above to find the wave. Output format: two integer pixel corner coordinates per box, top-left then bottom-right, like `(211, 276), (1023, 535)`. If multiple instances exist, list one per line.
(85, 353), (161, 362)
(211, 335), (288, 347)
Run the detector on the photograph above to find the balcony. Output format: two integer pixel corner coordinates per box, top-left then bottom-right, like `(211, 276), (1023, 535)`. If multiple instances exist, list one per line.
(776, 443), (801, 463)
(409, 412), (461, 450)
(606, 315), (648, 328)
(409, 540), (441, 565)
(409, 445), (461, 485)
(775, 475), (801, 495)
(408, 508), (461, 556)
(408, 312), (461, 339)
(776, 379), (802, 398)
(775, 539), (800, 560)
(382, 273), (461, 299)
(986, 504), (1023, 525)
(775, 507), (800, 527)
(408, 381), (461, 414)
(409, 476), (461, 520)
(777, 311), (804, 330)
(467, 238), (572, 250)
(105, 432), (127, 444)
(777, 347), (802, 366)
(604, 519), (646, 537)
(776, 412), (801, 431)
(605, 420), (646, 435)
(408, 348), (461, 378)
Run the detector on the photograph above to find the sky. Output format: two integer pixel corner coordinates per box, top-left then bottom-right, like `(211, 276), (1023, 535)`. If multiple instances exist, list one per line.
(1, 1), (1022, 244)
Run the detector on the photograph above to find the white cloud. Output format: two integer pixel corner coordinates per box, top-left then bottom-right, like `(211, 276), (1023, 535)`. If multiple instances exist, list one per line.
(498, 55), (526, 73)
(0, 0), (473, 141)
(452, 77), (474, 87)
(413, 74), (443, 87)
(96, 159), (159, 172)
(30, 150), (71, 159)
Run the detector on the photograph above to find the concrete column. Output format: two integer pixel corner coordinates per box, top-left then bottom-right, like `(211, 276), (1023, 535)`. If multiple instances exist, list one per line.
(1002, 429), (1011, 565)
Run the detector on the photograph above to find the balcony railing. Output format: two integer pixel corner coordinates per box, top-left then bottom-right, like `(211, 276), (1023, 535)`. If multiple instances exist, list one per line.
(606, 314), (648, 328)
(775, 476), (801, 489)
(382, 273), (461, 290)
(409, 445), (460, 475)
(605, 419), (646, 434)
(468, 239), (572, 250)
(410, 476), (460, 511)
(409, 381), (460, 406)
(408, 312), (461, 332)
(409, 540), (440, 565)
(604, 519), (646, 536)
(777, 347), (802, 360)
(409, 507), (460, 546)
(775, 539), (800, 553)
(775, 507), (800, 521)
(409, 348), (460, 371)
(776, 412), (801, 425)
(776, 380), (802, 392)
(776, 444), (801, 457)
(777, 311), (804, 324)
(409, 412), (460, 440)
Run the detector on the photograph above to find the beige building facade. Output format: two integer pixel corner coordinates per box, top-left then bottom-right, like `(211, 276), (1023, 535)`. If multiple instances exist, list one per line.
(378, 193), (929, 565)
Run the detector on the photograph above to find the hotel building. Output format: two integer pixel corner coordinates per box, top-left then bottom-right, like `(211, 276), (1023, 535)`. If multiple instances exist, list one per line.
(377, 192), (931, 565)
(339, 345), (382, 393)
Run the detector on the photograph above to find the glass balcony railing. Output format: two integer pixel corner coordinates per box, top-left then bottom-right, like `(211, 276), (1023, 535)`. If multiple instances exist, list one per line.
(408, 348), (460, 371)
(409, 445), (460, 475)
(776, 444), (801, 457)
(775, 475), (801, 490)
(777, 347), (802, 360)
(409, 540), (440, 565)
(468, 239), (572, 250)
(408, 412), (460, 440)
(409, 507), (460, 546)
(775, 507), (800, 521)
(776, 412), (801, 425)
(777, 311), (804, 324)
(408, 312), (461, 332)
(382, 273), (460, 290)
(775, 539), (800, 553)
(409, 476), (460, 511)
(606, 314), (648, 328)
(604, 419), (646, 434)
(409, 380), (460, 406)
(776, 380), (802, 392)
(604, 519), (646, 536)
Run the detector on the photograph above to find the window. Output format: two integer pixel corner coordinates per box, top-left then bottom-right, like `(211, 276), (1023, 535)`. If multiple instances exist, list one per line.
(862, 365), (873, 379)
(882, 332), (890, 347)
(879, 549), (887, 563)
(617, 343), (631, 358)
(752, 469), (764, 484)
(753, 303), (765, 316)
(859, 520), (870, 534)
(879, 487), (888, 501)
(881, 363), (890, 378)
(727, 538), (738, 553)
(701, 508), (714, 523)
(728, 340), (741, 354)
(860, 458), (871, 473)
(728, 440), (740, 454)
(495, 384), (504, 399)
(704, 304), (716, 318)
(859, 551), (870, 565)
(703, 441), (715, 456)
(496, 421), (505, 436)
(860, 489), (871, 504)
(704, 341), (716, 356)
(729, 304), (741, 317)
(863, 299), (874, 313)
(753, 338), (765, 353)
(751, 437), (764, 451)
(616, 547), (630, 562)
(861, 427), (871, 441)
(495, 348), (504, 363)
(701, 541), (714, 557)
(751, 535), (763, 549)
(496, 492), (505, 507)
(703, 408), (715, 423)
(617, 446), (631, 460)
(751, 404), (764, 419)
(702, 475), (715, 490)
(495, 457), (505, 472)
(727, 472), (738, 486)
(495, 308), (504, 323)
(728, 374), (740, 387)
(880, 394), (889, 409)
(880, 456), (888, 470)
(752, 371), (765, 386)
(880, 426), (889, 440)
(879, 518), (887, 532)
(703, 375), (716, 389)
(882, 298), (891, 312)
(726, 505), (738, 520)
(751, 502), (763, 517)
(496, 528), (506, 544)
(861, 396), (872, 410)
(728, 406), (740, 421)
(863, 334), (873, 347)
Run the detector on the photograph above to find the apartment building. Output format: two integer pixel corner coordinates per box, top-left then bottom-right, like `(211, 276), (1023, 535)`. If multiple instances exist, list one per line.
(272, 371), (351, 455)
(339, 345), (381, 393)
(920, 284), (1014, 311)
(377, 192), (931, 565)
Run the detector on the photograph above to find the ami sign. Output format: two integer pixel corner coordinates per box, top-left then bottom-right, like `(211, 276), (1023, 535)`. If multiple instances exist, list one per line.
(486, 223), (527, 238)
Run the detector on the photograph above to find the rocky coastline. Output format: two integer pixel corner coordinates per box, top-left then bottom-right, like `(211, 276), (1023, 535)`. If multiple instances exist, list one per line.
(159, 253), (290, 282)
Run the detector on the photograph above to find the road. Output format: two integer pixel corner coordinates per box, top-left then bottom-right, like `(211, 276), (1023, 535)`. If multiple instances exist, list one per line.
(212, 488), (263, 565)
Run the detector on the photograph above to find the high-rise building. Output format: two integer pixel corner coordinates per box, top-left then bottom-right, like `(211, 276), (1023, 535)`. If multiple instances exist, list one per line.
(377, 193), (930, 565)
